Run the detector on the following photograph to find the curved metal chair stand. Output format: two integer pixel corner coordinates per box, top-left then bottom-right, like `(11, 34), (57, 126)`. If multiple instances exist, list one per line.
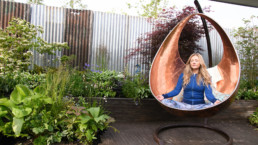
(149, 13), (240, 145)
(153, 123), (233, 145)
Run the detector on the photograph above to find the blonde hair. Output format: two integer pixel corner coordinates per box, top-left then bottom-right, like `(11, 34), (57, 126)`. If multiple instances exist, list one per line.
(183, 53), (211, 87)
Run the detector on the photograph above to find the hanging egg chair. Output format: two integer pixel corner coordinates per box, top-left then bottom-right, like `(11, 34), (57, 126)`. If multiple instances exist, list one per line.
(149, 13), (241, 118)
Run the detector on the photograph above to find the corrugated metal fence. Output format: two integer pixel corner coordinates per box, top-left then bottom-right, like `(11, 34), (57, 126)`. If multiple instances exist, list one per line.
(197, 28), (241, 67)
(0, 0), (30, 28)
(30, 4), (65, 68)
(91, 12), (157, 74)
(0, 0), (241, 75)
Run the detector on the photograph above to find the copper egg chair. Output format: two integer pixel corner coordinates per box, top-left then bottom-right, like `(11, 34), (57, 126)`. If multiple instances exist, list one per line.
(149, 13), (241, 118)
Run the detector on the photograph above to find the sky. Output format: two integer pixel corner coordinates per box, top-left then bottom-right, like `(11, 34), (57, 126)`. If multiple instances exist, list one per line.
(14, 0), (258, 29)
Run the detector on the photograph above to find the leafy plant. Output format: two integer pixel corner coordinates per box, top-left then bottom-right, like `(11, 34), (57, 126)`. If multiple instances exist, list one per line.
(126, 0), (168, 18)
(234, 15), (257, 101)
(249, 108), (258, 128)
(84, 70), (117, 98)
(95, 45), (110, 71)
(0, 73), (18, 98)
(65, 104), (114, 144)
(31, 64), (46, 74)
(236, 80), (258, 100)
(0, 67), (114, 145)
(67, 71), (88, 97)
(0, 72), (45, 97)
(66, 66), (119, 98)
(62, 0), (87, 9)
(0, 18), (69, 74)
(125, 6), (212, 74)
(28, 0), (44, 5)
(122, 72), (151, 102)
(0, 84), (53, 137)
(234, 15), (257, 89)
(60, 54), (76, 67)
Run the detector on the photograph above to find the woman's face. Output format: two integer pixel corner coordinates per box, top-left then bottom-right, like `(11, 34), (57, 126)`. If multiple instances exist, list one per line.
(190, 55), (201, 70)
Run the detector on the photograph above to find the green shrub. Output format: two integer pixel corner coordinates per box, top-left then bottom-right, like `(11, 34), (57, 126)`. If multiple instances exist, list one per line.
(0, 72), (45, 98)
(0, 18), (69, 74)
(66, 71), (87, 97)
(236, 80), (258, 100)
(0, 67), (114, 144)
(249, 108), (258, 127)
(234, 15), (257, 101)
(64, 96), (115, 144)
(84, 70), (118, 98)
(0, 73), (18, 98)
(66, 69), (119, 98)
(122, 72), (152, 101)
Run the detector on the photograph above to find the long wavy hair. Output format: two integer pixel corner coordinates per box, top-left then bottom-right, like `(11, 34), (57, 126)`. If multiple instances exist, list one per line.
(183, 53), (211, 87)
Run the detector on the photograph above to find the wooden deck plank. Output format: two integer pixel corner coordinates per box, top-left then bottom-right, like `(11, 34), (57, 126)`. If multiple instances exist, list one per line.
(99, 120), (258, 145)
(98, 100), (258, 145)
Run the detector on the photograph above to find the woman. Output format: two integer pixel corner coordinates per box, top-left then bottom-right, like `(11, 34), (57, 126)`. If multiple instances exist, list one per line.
(156, 53), (221, 110)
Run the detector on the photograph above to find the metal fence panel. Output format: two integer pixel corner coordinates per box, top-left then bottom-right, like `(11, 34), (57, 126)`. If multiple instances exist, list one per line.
(30, 4), (66, 68)
(63, 9), (93, 69)
(0, 0), (244, 75)
(90, 12), (156, 75)
(197, 28), (241, 67)
(0, 0), (30, 29)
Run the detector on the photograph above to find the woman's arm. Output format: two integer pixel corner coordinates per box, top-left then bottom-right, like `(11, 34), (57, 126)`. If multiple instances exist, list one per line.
(204, 84), (218, 103)
(162, 73), (184, 99)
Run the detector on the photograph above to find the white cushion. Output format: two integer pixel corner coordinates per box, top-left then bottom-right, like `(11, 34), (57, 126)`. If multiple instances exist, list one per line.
(205, 66), (229, 103)
(207, 66), (222, 88)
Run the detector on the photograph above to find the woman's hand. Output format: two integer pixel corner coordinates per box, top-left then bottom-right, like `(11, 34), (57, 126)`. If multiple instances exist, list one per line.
(156, 95), (164, 101)
(214, 100), (221, 105)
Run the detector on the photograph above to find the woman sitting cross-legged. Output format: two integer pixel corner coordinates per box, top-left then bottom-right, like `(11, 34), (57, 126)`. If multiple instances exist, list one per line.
(156, 53), (221, 110)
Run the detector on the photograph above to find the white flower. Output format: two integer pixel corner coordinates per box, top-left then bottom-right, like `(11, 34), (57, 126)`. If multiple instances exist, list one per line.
(117, 72), (125, 78)
(27, 51), (33, 55)
(39, 54), (44, 58)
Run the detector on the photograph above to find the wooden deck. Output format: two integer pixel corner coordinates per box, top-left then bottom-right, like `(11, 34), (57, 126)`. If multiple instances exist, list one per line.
(99, 99), (258, 145)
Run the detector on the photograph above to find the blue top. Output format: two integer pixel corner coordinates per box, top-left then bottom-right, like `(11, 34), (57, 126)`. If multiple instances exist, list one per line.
(162, 73), (217, 105)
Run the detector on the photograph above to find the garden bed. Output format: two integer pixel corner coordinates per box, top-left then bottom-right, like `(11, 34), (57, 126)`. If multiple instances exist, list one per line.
(1, 98), (257, 144)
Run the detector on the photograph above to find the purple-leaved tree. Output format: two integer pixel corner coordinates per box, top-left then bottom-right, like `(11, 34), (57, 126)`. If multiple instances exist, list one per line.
(125, 6), (213, 74)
